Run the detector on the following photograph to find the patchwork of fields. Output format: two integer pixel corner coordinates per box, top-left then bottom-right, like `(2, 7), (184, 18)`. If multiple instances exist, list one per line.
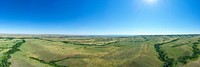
(0, 35), (200, 67)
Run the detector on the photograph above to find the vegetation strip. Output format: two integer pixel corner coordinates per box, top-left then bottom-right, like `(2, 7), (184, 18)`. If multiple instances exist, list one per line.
(155, 38), (200, 67)
(177, 42), (200, 64)
(154, 38), (179, 67)
(0, 40), (26, 67)
(0, 47), (10, 49)
(40, 38), (120, 46)
(49, 56), (86, 63)
(29, 55), (87, 67)
(29, 57), (68, 67)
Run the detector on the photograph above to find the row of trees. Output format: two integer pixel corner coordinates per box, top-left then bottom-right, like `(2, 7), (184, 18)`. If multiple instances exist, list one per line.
(29, 57), (67, 67)
(62, 40), (119, 46)
(0, 37), (15, 40)
(155, 38), (200, 67)
(177, 42), (200, 64)
(155, 44), (174, 67)
(19, 37), (41, 39)
(0, 40), (26, 67)
(154, 38), (181, 67)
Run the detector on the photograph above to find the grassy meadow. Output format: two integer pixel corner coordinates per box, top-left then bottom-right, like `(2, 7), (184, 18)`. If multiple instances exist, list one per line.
(0, 35), (200, 67)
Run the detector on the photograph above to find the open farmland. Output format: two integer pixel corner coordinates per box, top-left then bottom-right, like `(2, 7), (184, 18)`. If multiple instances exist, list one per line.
(0, 35), (200, 67)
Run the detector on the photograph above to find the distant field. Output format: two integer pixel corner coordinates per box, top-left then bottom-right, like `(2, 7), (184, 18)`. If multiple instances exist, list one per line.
(0, 35), (200, 67)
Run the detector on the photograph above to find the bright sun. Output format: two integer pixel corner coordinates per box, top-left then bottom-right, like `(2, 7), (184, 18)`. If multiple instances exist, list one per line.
(147, 0), (156, 2)
(144, 0), (157, 4)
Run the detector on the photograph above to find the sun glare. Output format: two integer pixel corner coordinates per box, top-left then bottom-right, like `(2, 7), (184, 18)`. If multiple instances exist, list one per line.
(144, 0), (157, 4)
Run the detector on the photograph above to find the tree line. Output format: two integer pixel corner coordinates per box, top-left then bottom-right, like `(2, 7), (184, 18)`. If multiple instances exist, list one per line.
(29, 57), (67, 67)
(155, 38), (200, 67)
(154, 38), (180, 67)
(177, 42), (200, 64)
(0, 40), (26, 67)
(155, 44), (174, 67)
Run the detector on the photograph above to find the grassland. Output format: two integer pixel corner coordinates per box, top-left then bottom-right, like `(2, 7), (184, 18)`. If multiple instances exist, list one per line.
(0, 34), (200, 67)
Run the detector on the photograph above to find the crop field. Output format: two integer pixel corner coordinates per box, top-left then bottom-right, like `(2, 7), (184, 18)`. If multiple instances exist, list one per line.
(0, 35), (200, 67)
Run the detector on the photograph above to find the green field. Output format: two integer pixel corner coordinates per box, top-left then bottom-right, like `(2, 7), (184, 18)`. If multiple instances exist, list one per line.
(0, 35), (200, 67)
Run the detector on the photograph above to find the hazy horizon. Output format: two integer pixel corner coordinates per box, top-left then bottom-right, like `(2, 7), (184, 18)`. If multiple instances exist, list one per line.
(1, 33), (200, 36)
(0, 0), (200, 35)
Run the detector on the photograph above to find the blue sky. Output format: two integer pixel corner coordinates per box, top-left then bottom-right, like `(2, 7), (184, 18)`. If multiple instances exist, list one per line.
(0, 0), (200, 35)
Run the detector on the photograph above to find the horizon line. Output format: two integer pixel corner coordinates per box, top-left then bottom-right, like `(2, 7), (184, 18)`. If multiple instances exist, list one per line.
(0, 33), (200, 36)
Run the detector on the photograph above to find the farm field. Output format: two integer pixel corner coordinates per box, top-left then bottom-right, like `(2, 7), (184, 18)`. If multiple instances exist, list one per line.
(0, 35), (200, 67)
